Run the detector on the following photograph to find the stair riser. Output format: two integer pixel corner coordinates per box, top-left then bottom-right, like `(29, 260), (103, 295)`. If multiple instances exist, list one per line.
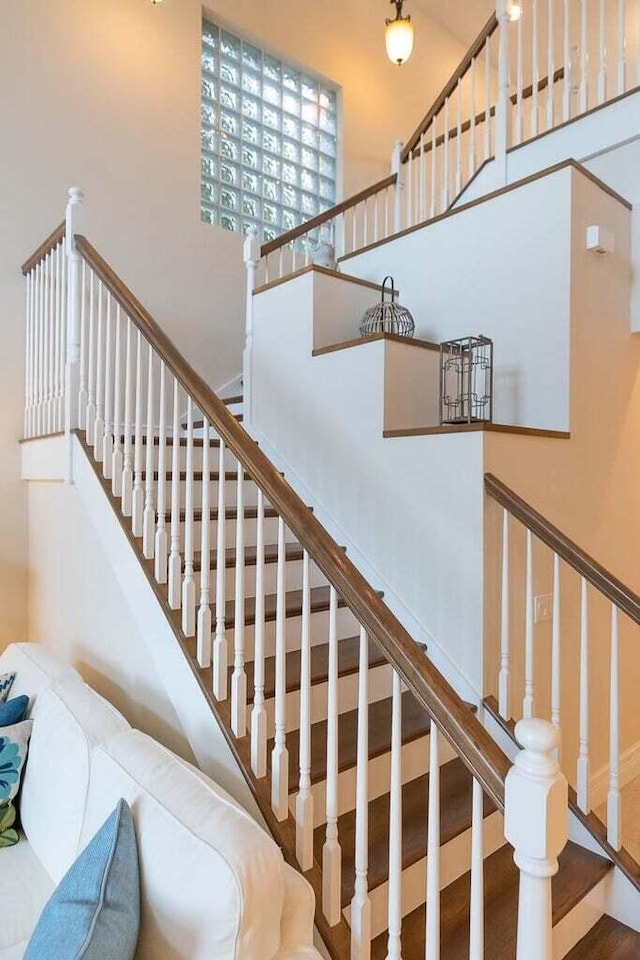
(184, 517), (298, 550)
(205, 556), (327, 602)
(152, 478), (261, 508)
(252, 661), (393, 738)
(552, 879), (608, 960)
(122, 440), (239, 472)
(345, 811), (506, 940)
(299, 734), (459, 828)
(234, 606), (360, 661)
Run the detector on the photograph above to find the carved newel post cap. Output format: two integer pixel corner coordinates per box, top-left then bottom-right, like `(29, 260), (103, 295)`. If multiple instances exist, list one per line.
(67, 187), (84, 203)
(515, 718), (559, 756)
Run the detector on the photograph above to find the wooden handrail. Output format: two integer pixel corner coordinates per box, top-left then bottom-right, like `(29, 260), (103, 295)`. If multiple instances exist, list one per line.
(260, 174), (397, 258)
(75, 232), (511, 808)
(21, 222), (66, 276)
(485, 473), (640, 625)
(401, 12), (499, 162)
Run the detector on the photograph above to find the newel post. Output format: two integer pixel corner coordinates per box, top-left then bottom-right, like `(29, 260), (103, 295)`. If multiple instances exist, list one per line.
(495, 0), (510, 186)
(505, 719), (568, 960)
(243, 225), (260, 430)
(391, 139), (404, 234)
(64, 187), (85, 482)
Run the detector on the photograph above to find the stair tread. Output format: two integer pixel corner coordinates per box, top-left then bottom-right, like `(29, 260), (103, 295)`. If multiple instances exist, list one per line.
(242, 635), (386, 702)
(192, 415), (243, 427)
(278, 691), (431, 793)
(225, 584), (347, 630)
(371, 841), (612, 960)
(322, 757), (496, 906)
(181, 506), (279, 522)
(221, 394), (244, 406)
(194, 541), (304, 573)
(142, 471), (246, 482)
(564, 915), (640, 958)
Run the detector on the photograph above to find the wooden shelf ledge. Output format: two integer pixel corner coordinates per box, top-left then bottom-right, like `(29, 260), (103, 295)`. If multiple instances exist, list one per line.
(383, 422), (571, 440)
(313, 332), (440, 358)
(254, 264), (398, 297)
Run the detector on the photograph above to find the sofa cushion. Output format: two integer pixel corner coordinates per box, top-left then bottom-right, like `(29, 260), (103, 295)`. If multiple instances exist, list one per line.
(0, 837), (54, 957)
(24, 799), (140, 960)
(81, 730), (286, 960)
(20, 680), (130, 883)
(0, 645), (80, 708)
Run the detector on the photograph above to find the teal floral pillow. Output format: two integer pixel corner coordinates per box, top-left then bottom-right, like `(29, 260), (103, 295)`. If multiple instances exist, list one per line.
(0, 719), (33, 850)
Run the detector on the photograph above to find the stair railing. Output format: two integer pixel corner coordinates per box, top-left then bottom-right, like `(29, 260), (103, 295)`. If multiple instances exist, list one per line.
(486, 473), (640, 860)
(22, 192), (569, 960)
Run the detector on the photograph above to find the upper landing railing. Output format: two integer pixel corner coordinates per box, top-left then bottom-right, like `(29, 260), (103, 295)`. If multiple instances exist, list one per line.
(255, 0), (640, 290)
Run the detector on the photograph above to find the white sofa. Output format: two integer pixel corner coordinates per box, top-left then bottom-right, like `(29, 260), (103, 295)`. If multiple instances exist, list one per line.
(0, 643), (322, 960)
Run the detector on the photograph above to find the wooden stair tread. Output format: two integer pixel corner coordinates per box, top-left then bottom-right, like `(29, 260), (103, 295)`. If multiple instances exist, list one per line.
(279, 691), (431, 793)
(564, 915), (640, 958)
(325, 757), (496, 907)
(242, 635), (386, 703)
(191, 415), (243, 427)
(371, 841), (612, 960)
(194, 541), (304, 573)
(225, 584), (346, 630)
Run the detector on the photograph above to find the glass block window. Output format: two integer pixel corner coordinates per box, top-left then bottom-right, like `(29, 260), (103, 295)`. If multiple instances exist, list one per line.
(201, 18), (339, 242)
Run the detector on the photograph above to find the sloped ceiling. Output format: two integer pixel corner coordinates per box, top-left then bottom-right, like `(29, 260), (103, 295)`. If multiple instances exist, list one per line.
(411, 0), (493, 47)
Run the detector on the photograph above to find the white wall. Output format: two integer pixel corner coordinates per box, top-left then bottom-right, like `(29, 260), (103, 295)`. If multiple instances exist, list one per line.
(252, 270), (486, 697)
(27, 477), (197, 765)
(344, 165), (575, 431)
(0, 0), (470, 661)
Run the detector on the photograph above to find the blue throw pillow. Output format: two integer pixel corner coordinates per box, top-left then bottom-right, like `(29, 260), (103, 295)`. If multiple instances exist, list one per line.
(0, 696), (28, 727)
(24, 799), (140, 960)
(0, 673), (16, 703)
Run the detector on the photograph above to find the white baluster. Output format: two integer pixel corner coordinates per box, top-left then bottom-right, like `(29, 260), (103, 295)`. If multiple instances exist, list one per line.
(350, 624), (371, 960)
(352, 204), (358, 251)
(607, 604), (621, 850)
(181, 396), (196, 636)
(94, 280), (104, 459)
(484, 36), (492, 161)
(63, 188), (83, 450)
(546, 0), (554, 130)
(430, 122), (437, 219)
(617, 0), (626, 95)
(54, 244), (64, 432)
(363, 196), (369, 248)
(42, 253), (51, 433)
(271, 516), (289, 821)
(213, 438), (228, 701)
(407, 152), (414, 228)
(36, 261), (44, 436)
(523, 529), (535, 719)
(196, 420), (212, 667)
(111, 305), (123, 496)
(373, 191), (380, 242)
(531, 0), (540, 137)
(425, 723), (440, 960)
(154, 360), (168, 583)
(577, 576), (590, 812)
(469, 778), (484, 960)
(167, 377), (182, 609)
(499, 508), (510, 719)
(597, 0), (606, 103)
(385, 669), (403, 960)
(24, 271), (32, 437)
(455, 77), (463, 197)
(131, 329), (144, 536)
(142, 343), (155, 559)
(322, 585), (342, 925)
(231, 462), (247, 737)
(296, 549), (313, 869)
(515, 8), (524, 145)
(469, 57), (477, 178)
(121, 316), (134, 515)
(46, 251), (55, 433)
(505, 720), (568, 960)
(442, 98), (450, 211)
(580, 0), (589, 113)
(495, 5), (509, 183)
(563, 0), (571, 122)
(102, 292), (113, 477)
(392, 139), (403, 234)
(251, 488), (267, 777)
(77, 260), (88, 431)
(551, 554), (561, 741)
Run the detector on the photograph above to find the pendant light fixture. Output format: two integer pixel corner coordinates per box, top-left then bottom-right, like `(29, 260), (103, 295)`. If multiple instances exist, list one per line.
(385, 0), (415, 66)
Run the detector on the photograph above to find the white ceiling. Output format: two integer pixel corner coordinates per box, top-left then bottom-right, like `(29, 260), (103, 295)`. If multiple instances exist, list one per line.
(412, 0), (493, 47)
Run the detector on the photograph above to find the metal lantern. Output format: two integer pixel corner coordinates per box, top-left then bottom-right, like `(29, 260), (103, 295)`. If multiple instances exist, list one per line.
(439, 335), (494, 425)
(359, 277), (415, 338)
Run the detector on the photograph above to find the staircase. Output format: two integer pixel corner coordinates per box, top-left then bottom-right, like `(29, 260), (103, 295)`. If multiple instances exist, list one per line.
(17, 0), (640, 955)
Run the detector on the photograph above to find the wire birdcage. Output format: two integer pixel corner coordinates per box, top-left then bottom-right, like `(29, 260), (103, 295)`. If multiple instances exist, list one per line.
(359, 276), (415, 338)
(440, 335), (494, 425)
